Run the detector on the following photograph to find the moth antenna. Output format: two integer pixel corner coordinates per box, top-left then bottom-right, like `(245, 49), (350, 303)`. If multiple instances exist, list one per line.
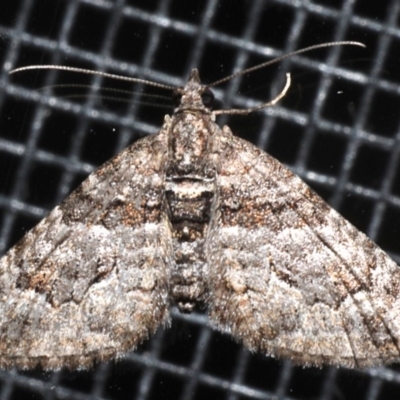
(38, 83), (172, 102)
(9, 65), (176, 91)
(214, 73), (291, 116)
(207, 41), (365, 88)
(59, 94), (172, 110)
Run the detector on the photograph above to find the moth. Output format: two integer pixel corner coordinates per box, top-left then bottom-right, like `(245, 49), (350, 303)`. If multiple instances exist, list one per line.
(5, 41), (397, 370)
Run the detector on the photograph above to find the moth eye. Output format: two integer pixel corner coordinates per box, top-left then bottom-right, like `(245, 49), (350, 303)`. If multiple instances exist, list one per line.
(172, 90), (182, 107)
(201, 89), (214, 109)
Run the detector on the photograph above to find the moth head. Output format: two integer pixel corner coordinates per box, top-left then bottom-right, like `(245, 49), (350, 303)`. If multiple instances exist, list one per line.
(172, 69), (217, 113)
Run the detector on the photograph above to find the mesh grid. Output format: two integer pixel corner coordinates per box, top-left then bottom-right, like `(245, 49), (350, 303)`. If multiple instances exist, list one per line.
(1, 0), (400, 399)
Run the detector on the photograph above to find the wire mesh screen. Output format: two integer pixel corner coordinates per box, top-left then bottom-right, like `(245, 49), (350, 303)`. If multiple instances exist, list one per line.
(0, 0), (400, 399)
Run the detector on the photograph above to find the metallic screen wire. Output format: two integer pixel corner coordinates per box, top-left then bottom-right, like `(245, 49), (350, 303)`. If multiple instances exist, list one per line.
(1, 0), (400, 399)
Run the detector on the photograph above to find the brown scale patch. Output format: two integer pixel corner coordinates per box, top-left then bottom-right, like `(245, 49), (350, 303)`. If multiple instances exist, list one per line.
(16, 262), (55, 294)
(326, 262), (364, 294)
(60, 188), (102, 225)
(220, 199), (274, 228)
(291, 197), (329, 227)
(28, 270), (53, 293)
(100, 199), (162, 229)
(364, 240), (378, 272)
(384, 277), (400, 299)
(271, 265), (297, 287)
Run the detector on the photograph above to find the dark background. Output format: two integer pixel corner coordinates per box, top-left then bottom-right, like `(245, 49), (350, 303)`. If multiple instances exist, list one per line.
(1, 0), (400, 399)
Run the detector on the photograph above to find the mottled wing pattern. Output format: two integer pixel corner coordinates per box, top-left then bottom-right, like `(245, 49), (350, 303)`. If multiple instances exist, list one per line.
(207, 125), (400, 368)
(0, 128), (172, 369)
